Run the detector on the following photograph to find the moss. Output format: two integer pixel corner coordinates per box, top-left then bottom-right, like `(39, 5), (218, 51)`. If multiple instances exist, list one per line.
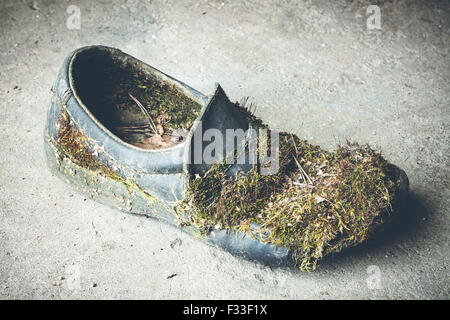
(105, 68), (202, 130)
(55, 107), (168, 211)
(234, 98), (268, 129)
(56, 108), (121, 181)
(177, 104), (402, 271)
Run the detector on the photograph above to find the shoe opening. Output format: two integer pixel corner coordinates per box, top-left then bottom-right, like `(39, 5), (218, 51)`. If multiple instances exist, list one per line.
(70, 47), (202, 150)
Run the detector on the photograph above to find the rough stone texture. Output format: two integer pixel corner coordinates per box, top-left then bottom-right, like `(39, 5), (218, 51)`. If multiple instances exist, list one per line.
(0, 0), (448, 299)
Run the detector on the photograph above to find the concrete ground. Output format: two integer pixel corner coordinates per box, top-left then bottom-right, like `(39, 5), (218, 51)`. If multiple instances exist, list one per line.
(0, 0), (449, 299)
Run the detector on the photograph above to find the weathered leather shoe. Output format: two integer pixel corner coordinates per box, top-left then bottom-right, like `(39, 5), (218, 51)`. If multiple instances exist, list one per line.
(45, 45), (409, 269)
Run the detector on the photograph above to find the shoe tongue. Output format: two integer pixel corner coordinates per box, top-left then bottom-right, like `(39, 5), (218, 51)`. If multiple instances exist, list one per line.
(186, 84), (254, 176)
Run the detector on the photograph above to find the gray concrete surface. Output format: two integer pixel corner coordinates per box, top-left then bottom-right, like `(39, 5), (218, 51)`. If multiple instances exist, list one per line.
(0, 0), (449, 299)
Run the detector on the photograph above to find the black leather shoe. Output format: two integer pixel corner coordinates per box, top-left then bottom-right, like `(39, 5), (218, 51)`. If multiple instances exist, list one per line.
(45, 45), (408, 268)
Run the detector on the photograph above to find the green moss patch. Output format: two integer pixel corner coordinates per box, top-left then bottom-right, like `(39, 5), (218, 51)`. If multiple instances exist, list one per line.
(55, 107), (164, 208)
(177, 103), (403, 271)
(56, 108), (121, 181)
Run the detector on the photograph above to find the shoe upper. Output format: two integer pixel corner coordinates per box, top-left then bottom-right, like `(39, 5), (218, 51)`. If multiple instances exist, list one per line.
(46, 45), (255, 203)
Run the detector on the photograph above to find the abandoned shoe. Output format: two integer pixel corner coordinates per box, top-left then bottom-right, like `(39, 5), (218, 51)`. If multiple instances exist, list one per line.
(45, 45), (409, 270)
